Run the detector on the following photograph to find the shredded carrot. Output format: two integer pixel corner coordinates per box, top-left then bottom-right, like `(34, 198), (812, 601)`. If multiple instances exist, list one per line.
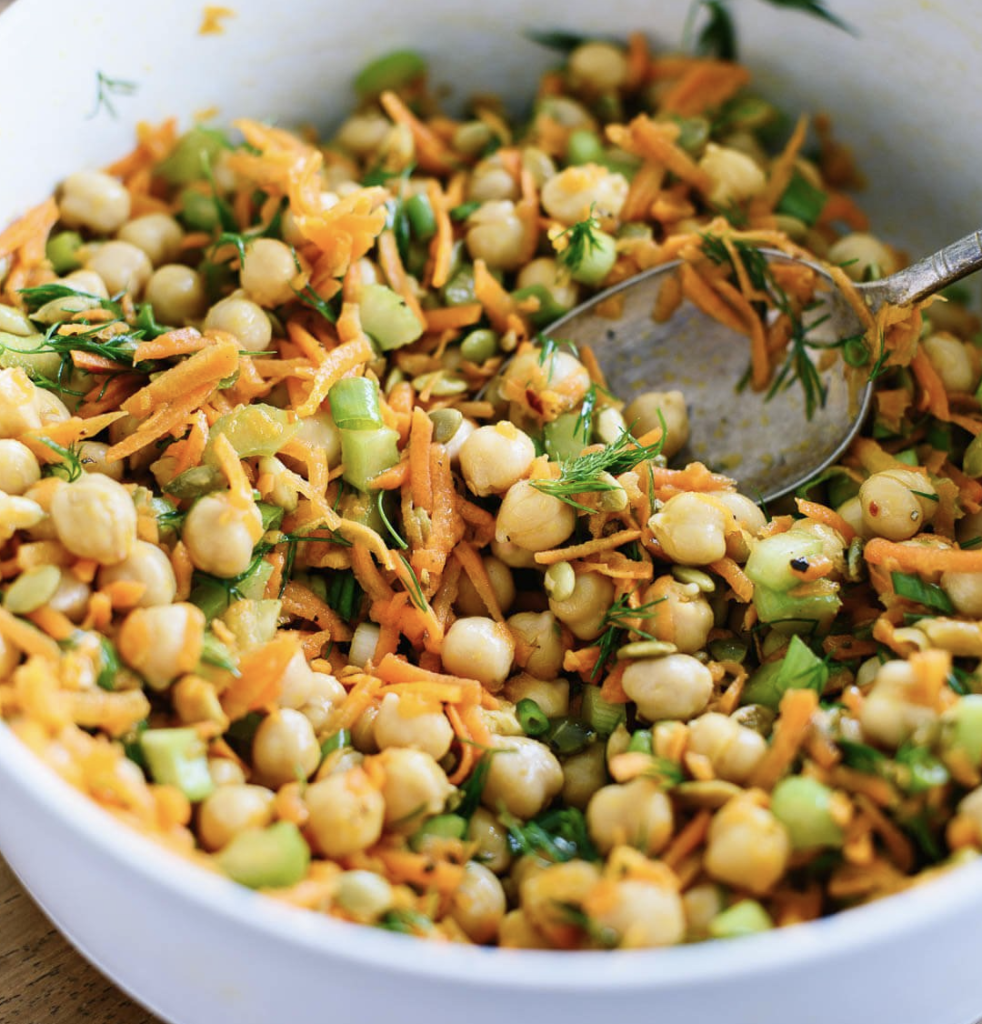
(424, 304), (483, 333)
(756, 115), (809, 212)
(910, 347), (951, 421)
(660, 61), (751, 118)
(453, 541), (504, 621)
(864, 538), (982, 575)
(373, 846), (466, 893)
(409, 407), (434, 511)
(281, 581), (353, 641)
(794, 499), (856, 543)
(295, 333), (374, 417)
(379, 91), (456, 174)
(378, 229), (427, 329)
(374, 654), (485, 706)
(0, 607), (61, 661)
(473, 259), (519, 334)
(211, 431), (254, 511)
(220, 636), (300, 721)
(132, 328), (209, 363)
(534, 530), (642, 566)
(0, 197), (58, 262)
(751, 688), (819, 790)
(706, 557), (755, 603)
(662, 810), (712, 869)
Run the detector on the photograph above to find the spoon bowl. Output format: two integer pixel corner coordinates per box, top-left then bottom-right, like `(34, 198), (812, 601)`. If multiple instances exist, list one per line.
(546, 229), (982, 503)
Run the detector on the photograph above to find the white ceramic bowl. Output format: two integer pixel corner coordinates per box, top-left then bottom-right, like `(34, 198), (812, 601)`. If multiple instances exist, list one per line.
(2, 1), (982, 1022)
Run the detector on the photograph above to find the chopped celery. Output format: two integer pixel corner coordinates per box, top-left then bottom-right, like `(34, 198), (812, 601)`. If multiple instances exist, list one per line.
(218, 822), (310, 889)
(0, 330), (63, 380)
(708, 899), (773, 939)
(770, 776), (843, 849)
(944, 695), (982, 766)
(141, 727), (214, 802)
(157, 126), (229, 185)
(221, 598), (282, 650)
(257, 501), (284, 532)
(354, 50), (427, 98)
(566, 129), (605, 165)
(178, 188), (221, 231)
(409, 814), (467, 851)
(512, 284), (571, 328)
(339, 426), (400, 491)
(46, 230), (83, 274)
(544, 412), (589, 461)
(163, 465), (224, 499)
(329, 376), (383, 429)
(203, 404), (299, 463)
(581, 685), (627, 735)
(745, 531), (825, 592)
(359, 283), (424, 351)
(742, 635), (828, 708)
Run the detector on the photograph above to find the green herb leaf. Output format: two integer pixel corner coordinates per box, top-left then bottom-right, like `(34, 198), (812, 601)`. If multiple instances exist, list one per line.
(776, 169), (827, 226)
(763, 0), (853, 33)
(891, 571), (954, 615)
(89, 70), (138, 120)
(502, 807), (599, 864)
(454, 754), (492, 820)
(837, 738), (886, 774)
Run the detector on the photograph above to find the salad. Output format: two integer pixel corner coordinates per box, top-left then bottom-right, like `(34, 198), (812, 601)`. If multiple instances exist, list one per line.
(1, 11), (981, 950)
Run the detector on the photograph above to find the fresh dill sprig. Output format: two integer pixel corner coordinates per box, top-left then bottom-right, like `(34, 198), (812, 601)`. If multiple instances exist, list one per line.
(556, 207), (603, 273)
(531, 430), (664, 512)
(376, 491), (409, 550)
(591, 592), (666, 680)
(89, 70), (138, 120)
(397, 552), (430, 613)
(39, 437), (85, 482)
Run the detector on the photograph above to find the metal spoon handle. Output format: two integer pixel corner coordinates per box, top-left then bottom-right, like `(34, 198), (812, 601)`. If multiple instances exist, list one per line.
(863, 227), (982, 309)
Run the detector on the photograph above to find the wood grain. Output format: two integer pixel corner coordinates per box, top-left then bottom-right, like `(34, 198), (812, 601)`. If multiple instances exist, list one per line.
(0, 856), (160, 1024)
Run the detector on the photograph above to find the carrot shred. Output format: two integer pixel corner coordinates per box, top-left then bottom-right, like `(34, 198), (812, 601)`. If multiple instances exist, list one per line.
(453, 541), (504, 621)
(473, 259), (520, 334)
(794, 498), (856, 543)
(295, 334), (375, 417)
(424, 304), (483, 333)
(0, 607), (61, 661)
(379, 91), (456, 174)
(220, 636), (301, 721)
(534, 530), (642, 566)
(864, 538), (982, 575)
(409, 407), (434, 511)
(132, 328), (208, 364)
(281, 581), (353, 641)
(751, 688), (819, 790)
(662, 810), (712, 869)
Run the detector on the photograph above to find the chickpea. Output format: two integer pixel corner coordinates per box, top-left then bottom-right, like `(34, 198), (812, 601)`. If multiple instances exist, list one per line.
(85, 240), (152, 297)
(592, 878), (686, 949)
(686, 712), (768, 784)
(468, 807), (513, 874)
(459, 423), (536, 497)
(373, 692), (454, 760)
(683, 883), (725, 940)
(335, 113), (391, 157)
(698, 143), (767, 206)
(859, 659), (938, 749)
(375, 747), (452, 831)
(548, 572), (615, 641)
(59, 170), (130, 235)
(451, 861), (507, 944)
(116, 602), (205, 690)
(21, 478), (62, 541)
(198, 784), (275, 851)
(642, 576), (713, 654)
(465, 200), (527, 271)
(240, 238), (302, 308)
(923, 331), (978, 394)
(827, 232), (898, 282)
(0, 439), (40, 495)
(568, 41), (629, 93)
(444, 416), (476, 465)
(298, 672), (348, 733)
(502, 348), (591, 414)
(293, 411), (342, 468)
(333, 870), (393, 922)
(506, 611), (566, 680)
(957, 786), (982, 839)
(276, 650), (344, 714)
(468, 153), (520, 203)
(69, 441), (120, 482)
(520, 859), (601, 942)
(183, 492), (264, 578)
(625, 390), (689, 459)
(649, 491), (729, 565)
(145, 265), (207, 325)
(208, 758), (246, 787)
(515, 257), (579, 312)
(51, 473), (137, 565)
(47, 569), (91, 622)
(561, 743), (607, 809)
(522, 146), (557, 188)
(490, 538), (540, 569)
(541, 164), (629, 225)
(63, 269), (111, 299)
(943, 571), (982, 618)
(304, 767), (385, 858)
(622, 654), (714, 722)
(204, 294), (273, 353)
(0, 367), (42, 437)
(498, 909), (551, 949)
(117, 213), (183, 266)
(252, 708), (321, 788)
(456, 555), (516, 618)
(442, 616), (515, 690)
(96, 540), (177, 608)
(33, 389), (71, 427)
(482, 735), (564, 819)
(859, 469), (937, 541)
(586, 777), (673, 855)
(707, 489), (768, 561)
(704, 793), (791, 895)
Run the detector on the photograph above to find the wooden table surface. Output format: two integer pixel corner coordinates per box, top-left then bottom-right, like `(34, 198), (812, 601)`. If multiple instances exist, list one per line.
(0, 855), (160, 1024)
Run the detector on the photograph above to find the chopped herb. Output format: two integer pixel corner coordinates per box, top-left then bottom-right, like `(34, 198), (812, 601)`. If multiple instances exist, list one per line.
(95, 636), (121, 691)
(837, 738), (886, 774)
(325, 570), (363, 623)
(516, 698), (551, 737)
(454, 753), (493, 820)
(947, 665), (973, 696)
(396, 552), (430, 613)
(377, 491), (409, 550)
(893, 742), (949, 794)
(553, 902), (618, 948)
(891, 571), (954, 615)
(556, 209), (603, 273)
(377, 908), (434, 935)
(39, 437), (84, 482)
(530, 430), (664, 512)
(689, 0), (737, 59)
(501, 807), (599, 864)
(199, 632), (239, 675)
(449, 200), (481, 222)
(89, 70), (138, 120)
(591, 591), (665, 680)
(776, 169), (827, 226)
(293, 281), (339, 323)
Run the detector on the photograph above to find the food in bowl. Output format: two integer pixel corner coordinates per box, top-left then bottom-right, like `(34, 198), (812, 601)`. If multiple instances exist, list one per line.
(1, 11), (981, 953)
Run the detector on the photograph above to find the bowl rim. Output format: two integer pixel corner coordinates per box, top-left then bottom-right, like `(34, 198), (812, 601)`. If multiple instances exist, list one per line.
(3, 721), (981, 989)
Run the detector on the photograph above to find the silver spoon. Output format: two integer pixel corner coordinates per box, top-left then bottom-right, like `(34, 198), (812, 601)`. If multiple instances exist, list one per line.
(545, 228), (982, 503)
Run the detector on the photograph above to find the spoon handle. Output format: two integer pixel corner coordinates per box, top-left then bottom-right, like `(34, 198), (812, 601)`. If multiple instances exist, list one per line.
(864, 228), (982, 309)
